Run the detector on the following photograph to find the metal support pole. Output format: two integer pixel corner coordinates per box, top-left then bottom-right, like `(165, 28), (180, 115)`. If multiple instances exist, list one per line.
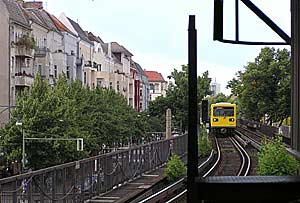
(166, 108), (172, 139)
(291, 0), (300, 152)
(235, 0), (239, 41)
(22, 129), (25, 173)
(187, 15), (198, 203)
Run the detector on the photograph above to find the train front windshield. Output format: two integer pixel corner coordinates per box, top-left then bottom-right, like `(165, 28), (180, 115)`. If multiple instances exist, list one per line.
(213, 107), (234, 117)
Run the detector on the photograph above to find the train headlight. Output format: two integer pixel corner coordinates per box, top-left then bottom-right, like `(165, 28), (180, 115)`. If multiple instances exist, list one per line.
(229, 118), (235, 122)
(213, 118), (218, 122)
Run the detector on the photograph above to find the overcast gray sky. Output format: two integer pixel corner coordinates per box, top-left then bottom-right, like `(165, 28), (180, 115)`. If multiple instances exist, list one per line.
(44, 0), (290, 95)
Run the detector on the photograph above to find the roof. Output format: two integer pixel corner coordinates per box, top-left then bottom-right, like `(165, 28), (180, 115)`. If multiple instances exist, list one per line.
(144, 71), (166, 82)
(67, 17), (92, 44)
(22, 8), (47, 29)
(49, 14), (75, 36)
(23, 1), (43, 9)
(3, 0), (30, 28)
(134, 62), (147, 77)
(111, 42), (133, 57)
(32, 9), (58, 32)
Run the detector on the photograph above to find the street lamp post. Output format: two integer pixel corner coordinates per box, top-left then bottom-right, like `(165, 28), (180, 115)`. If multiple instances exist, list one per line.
(15, 112), (25, 173)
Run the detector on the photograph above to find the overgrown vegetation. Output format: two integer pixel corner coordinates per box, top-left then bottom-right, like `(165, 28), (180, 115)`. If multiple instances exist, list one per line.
(198, 126), (212, 157)
(164, 154), (187, 182)
(257, 135), (298, 175)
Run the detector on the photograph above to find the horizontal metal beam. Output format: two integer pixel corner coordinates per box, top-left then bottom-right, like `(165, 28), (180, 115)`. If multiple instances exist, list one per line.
(219, 39), (289, 45)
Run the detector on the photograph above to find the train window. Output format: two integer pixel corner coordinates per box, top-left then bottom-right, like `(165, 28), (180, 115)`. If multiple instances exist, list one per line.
(213, 107), (234, 117)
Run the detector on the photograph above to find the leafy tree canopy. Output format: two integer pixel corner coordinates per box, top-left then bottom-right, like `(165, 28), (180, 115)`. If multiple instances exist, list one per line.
(227, 47), (290, 124)
(148, 65), (211, 133)
(0, 75), (145, 174)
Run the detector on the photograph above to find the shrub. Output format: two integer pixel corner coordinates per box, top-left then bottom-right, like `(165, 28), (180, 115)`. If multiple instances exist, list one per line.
(198, 126), (212, 157)
(164, 154), (187, 182)
(257, 135), (299, 175)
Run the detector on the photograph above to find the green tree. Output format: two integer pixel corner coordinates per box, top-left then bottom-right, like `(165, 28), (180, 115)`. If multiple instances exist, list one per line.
(0, 74), (145, 173)
(148, 65), (211, 133)
(227, 47), (291, 124)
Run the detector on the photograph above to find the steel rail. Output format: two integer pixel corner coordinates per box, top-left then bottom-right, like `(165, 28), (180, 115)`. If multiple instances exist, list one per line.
(149, 136), (222, 203)
(231, 136), (251, 176)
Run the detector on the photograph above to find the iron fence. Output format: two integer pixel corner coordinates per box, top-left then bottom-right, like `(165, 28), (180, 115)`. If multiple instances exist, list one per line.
(0, 134), (187, 203)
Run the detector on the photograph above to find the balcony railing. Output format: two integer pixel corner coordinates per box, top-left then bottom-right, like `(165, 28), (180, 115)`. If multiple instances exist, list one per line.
(34, 46), (47, 57)
(15, 72), (34, 87)
(15, 46), (34, 58)
(85, 61), (92, 67)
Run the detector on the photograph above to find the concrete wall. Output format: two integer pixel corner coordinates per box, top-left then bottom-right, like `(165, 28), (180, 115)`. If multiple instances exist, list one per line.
(0, 0), (10, 125)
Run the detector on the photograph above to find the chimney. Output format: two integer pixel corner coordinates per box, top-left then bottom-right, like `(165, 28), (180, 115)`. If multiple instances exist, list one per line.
(108, 42), (112, 58)
(16, 0), (24, 6)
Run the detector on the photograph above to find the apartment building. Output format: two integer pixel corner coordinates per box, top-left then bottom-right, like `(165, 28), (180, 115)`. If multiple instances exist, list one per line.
(110, 42), (132, 102)
(0, 0), (151, 122)
(134, 62), (149, 111)
(87, 32), (110, 88)
(59, 13), (95, 87)
(30, 8), (66, 85)
(49, 14), (77, 81)
(3, 0), (34, 105)
(144, 70), (167, 101)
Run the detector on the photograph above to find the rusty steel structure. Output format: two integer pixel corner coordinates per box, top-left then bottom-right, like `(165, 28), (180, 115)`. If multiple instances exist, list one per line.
(0, 134), (187, 203)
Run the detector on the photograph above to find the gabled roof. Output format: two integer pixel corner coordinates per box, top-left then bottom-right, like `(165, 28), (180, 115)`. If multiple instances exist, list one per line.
(134, 62), (147, 77)
(32, 9), (58, 32)
(22, 8), (48, 29)
(3, 0), (30, 28)
(111, 42), (133, 57)
(67, 17), (92, 44)
(49, 14), (76, 36)
(144, 71), (166, 82)
(87, 32), (104, 44)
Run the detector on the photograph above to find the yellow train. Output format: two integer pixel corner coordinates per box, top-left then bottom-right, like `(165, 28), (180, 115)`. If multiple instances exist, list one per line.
(210, 102), (236, 136)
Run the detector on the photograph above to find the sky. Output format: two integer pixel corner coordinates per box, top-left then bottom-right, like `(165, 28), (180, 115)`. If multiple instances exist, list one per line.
(43, 0), (290, 95)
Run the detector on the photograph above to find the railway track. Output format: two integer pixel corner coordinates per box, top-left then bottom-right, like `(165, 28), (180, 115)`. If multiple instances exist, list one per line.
(134, 134), (252, 203)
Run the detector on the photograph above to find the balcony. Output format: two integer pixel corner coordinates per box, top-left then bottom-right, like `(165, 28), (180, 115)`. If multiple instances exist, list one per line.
(15, 72), (34, 87)
(85, 61), (92, 67)
(15, 46), (34, 58)
(34, 46), (47, 57)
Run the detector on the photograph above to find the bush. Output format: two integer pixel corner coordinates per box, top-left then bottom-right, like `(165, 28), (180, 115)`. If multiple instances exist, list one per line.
(164, 154), (187, 182)
(257, 135), (299, 175)
(198, 127), (212, 157)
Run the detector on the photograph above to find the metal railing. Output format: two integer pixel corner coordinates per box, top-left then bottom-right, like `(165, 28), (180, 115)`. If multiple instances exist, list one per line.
(0, 134), (187, 203)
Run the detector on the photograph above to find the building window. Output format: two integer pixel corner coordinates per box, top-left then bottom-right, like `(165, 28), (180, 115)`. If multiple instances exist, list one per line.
(150, 84), (154, 91)
(97, 78), (102, 87)
(117, 81), (120, 91)
(66, 66), (70, 79)
(140, 89), (143, 96)
(109, 82), (113, 89)
(54, 65), (57, 78)
(140, 102), (143, 110)
(38, 64), (42, 76)
(84, 72), (87, 84)
(98, 64), (102, 71)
